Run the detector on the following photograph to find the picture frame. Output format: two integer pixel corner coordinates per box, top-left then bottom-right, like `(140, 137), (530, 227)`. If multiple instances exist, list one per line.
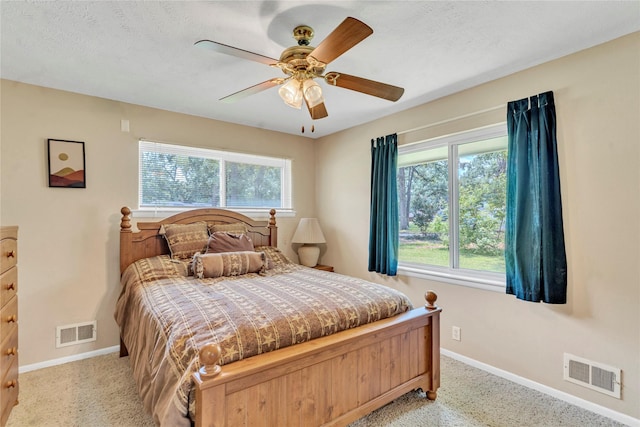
(47, 139), (86, 188)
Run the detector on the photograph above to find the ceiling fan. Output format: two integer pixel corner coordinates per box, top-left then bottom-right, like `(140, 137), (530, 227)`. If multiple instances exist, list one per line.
(194, 17), (405, 120)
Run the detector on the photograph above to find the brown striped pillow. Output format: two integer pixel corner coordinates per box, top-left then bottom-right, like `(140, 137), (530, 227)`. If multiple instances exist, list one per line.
(192, 251), (266, 279)
(159, 222), (209, 260)
(254, 246), (293, 269)
(207, 222), (248, 235)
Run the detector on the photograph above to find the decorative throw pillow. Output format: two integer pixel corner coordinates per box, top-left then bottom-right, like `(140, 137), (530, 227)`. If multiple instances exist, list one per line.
(192, 251), (266, 279)
(159, 222), (209, 260)
(207, 222), (248, 236)
(128, 255), (192, 280)
(206, 232), (254, 254)
(254, 245), (293, 270)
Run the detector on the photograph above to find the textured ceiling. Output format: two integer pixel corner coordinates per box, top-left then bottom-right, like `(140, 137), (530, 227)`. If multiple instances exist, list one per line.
(2, 1), (639, 139)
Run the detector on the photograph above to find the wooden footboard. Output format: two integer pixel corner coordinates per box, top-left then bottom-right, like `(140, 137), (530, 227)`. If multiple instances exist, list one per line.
(193, 292), (441, 427)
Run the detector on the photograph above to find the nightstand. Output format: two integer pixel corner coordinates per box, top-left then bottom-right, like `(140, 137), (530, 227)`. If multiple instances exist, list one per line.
(313, 264), (334, 272)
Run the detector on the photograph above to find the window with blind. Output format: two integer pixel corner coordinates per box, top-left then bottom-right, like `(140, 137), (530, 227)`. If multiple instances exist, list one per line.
(139, 141), (292, 210)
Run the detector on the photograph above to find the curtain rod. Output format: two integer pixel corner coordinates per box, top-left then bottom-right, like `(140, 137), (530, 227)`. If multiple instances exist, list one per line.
(397, 104), (505, 136)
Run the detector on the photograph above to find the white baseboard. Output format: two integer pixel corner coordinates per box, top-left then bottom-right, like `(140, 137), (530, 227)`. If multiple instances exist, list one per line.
(442, 348), (639, 427)
(19, 345), (120, 374)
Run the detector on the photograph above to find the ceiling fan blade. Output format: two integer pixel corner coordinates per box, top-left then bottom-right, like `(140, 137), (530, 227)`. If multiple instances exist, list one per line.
(195, 40), (278, 65)
(308, 17), (373, 65)
(220, 79), (282, 103)
(324, 72), (404, 102)
(305, 98), (328, 120)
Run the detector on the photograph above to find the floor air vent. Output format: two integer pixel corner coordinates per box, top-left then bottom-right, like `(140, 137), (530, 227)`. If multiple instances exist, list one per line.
(563, 353), (621, 399)
(56, 321), (97, 348)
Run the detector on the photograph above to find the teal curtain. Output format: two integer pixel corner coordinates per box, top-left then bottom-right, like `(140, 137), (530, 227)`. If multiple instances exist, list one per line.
(505, 91), (567, 303)
(368, 134), (399, 276)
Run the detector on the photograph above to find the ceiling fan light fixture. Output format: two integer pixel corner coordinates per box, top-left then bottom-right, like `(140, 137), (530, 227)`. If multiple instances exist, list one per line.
(278, 79), (303, 109)
(302, 79), (324, 108)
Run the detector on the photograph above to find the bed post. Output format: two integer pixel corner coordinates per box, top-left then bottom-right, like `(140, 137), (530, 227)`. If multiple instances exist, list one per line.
(425, 290), (440, 400)
(119, 207), (132, 358)
(120, 207), (132, 275)
(268, 209), (277, 247)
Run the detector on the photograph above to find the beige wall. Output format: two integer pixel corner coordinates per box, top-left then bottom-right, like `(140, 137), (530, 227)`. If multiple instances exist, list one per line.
(0, 81), (314, 365)
(315, 32), (640, 419)
(1, 31), (638, 421)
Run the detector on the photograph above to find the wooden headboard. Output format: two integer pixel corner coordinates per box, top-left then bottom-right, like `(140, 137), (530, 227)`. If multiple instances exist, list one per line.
(119, 206), (277, 274)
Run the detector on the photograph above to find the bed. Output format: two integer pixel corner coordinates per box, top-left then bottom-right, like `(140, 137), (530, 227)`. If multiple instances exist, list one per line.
(116, 206), (441, 427)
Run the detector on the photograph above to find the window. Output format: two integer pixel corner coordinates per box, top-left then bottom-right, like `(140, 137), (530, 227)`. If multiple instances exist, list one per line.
(397, 124), (507, 289)
(139, 141), (292, 211)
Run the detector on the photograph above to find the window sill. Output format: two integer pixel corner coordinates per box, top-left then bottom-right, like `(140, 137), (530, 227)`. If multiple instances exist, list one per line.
(398, 263), (505, 293)
(132, 207), (296, 220)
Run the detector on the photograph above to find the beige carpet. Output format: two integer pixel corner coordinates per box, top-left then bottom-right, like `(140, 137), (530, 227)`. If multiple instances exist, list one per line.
(7, 353), (625, 427)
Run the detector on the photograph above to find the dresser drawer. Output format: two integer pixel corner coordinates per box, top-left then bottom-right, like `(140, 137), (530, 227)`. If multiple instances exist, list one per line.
(0, 237), (17, 276)
(0, 297), (17, 345)
(0, 328), (17, 381)
(0, 357), (18, 427)
(0, 268), (17, 310)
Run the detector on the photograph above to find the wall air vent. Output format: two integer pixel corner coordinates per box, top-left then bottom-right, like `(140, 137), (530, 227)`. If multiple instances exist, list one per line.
(563, 353), (621, 399)
(56, 321), (97, 348)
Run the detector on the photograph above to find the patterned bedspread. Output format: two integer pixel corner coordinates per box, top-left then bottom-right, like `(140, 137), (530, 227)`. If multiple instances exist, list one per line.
(114, 253), (413, 426)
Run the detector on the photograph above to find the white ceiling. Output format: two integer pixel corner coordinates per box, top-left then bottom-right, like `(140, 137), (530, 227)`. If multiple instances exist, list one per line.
(2, 1), (639, 139)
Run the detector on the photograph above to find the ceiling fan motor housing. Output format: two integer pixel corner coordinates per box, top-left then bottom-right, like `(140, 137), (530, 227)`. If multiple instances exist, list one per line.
(278, 44), (326, 78)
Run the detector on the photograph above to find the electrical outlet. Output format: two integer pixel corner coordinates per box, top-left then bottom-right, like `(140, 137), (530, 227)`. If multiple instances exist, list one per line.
(452, 326), (461, 341)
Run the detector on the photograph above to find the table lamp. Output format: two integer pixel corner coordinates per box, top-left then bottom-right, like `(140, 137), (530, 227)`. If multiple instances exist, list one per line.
(291, 218), (326, 267)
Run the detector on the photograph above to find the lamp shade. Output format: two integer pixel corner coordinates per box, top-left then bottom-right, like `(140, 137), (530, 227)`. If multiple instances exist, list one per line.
(291, 218), (326, 244)
(278, 79), (303, 109)
(292, 218), (325, 267)
(302, 79), (324, 108)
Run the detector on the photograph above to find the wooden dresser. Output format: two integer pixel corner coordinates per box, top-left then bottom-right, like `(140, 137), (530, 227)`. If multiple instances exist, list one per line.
(0, 227), (18, 426)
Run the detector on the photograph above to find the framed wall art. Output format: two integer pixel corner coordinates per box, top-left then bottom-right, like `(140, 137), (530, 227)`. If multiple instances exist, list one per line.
(47, 139), (86, 188)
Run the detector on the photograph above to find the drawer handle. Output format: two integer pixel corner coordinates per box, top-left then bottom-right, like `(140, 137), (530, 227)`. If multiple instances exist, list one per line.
(5, 380), (16, 389)
(6, 315), (16, 323)
(6, 283), (15, 291)
(6, 250), (15, 259)
(6, 347), (17, 356)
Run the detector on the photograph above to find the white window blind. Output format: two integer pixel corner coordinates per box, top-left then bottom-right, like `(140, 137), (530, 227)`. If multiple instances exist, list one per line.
(139, 140), (292, 210)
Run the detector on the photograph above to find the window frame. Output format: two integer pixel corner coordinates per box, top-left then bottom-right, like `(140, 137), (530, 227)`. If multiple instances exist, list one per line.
(137, 140), (294, 218)
(397, 123), (507, 292)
